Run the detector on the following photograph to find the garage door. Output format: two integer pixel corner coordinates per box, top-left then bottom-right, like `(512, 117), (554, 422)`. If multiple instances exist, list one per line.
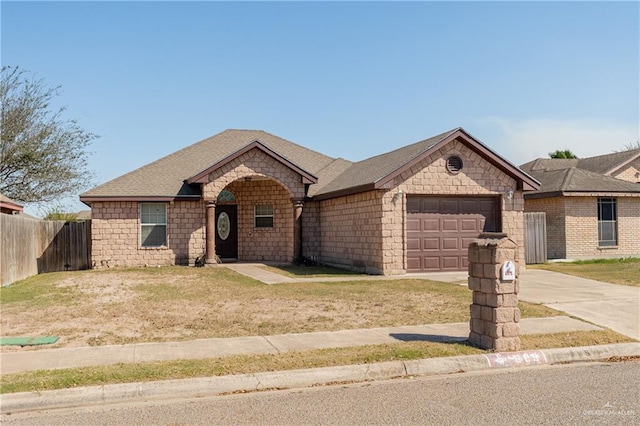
(406, 196), (499, 272)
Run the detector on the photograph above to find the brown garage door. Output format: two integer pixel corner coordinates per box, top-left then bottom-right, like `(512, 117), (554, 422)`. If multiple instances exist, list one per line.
(406, 196), (499, 272)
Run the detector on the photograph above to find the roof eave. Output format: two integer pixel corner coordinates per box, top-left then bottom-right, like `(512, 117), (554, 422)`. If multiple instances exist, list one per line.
(312, 183), (378, 201)
(79, 195), (202, 206)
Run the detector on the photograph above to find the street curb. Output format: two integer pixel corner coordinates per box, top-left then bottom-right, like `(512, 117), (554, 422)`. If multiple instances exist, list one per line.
(2, 342), (638, 413)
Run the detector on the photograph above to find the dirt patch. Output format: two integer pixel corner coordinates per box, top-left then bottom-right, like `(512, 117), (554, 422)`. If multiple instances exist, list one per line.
(0, 266), (557, 352)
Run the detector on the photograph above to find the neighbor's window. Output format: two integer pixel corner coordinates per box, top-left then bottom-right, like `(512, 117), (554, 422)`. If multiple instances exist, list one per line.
(141, 203), (167, 247)
(255, 204), (274, 228)
(597, 198), (617, 247)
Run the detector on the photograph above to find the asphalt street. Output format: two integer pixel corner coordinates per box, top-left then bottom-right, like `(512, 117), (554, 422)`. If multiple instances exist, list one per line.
(4, 361), (638, 426)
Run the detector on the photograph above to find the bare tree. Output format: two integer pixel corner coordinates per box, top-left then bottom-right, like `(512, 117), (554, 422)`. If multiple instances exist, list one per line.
(621, 139), (640, 151)
(0, 66), (97, 204)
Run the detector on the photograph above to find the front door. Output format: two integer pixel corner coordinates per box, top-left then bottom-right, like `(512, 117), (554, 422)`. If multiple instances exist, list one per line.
(215, 205), (238, 260)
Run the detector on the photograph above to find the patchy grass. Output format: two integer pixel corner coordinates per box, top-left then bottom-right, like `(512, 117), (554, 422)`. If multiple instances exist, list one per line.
(520, 329), (637, 349)
(1, 267), (558, 348)
(2, 329), (633, 394)
(530, 258), (640, 287)
(262, 264), (365, 278)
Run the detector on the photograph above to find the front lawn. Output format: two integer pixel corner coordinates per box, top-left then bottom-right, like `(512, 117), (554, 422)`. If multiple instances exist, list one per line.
(0, 266), (559, 348)
(529, 258), (640, 287)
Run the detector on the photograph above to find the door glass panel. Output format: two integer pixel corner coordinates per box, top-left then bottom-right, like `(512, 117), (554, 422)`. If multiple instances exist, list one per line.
(217, 212), (230, 240)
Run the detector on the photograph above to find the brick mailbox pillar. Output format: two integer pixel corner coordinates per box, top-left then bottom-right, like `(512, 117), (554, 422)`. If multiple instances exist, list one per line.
(468, 233), (521, 351)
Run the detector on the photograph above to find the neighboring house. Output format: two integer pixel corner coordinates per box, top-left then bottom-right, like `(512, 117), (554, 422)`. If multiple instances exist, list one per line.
(521, 149), (640, 260)
(0, 193), (24, 215)
(79, 128), (539, 274)
(76, 210), (92, 221)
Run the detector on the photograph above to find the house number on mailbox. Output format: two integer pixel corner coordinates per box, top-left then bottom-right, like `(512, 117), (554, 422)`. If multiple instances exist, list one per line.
(501, 260), (515, 281)
(217, 212), (230, 240)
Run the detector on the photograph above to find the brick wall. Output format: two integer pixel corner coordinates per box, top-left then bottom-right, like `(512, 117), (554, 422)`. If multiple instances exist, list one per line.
(524, 197), (566, 259)
(315, 191), (385, 274)
(91, 200), (205, 268)
(225, 179), (293, 262)
(202, 149), (305, 201)
(301, 200), (321, 261)
(386, 140), (524, 273)
(309, 140), (525, 275)
(525, 195), (640, 260)
(565, 196), (640, 259)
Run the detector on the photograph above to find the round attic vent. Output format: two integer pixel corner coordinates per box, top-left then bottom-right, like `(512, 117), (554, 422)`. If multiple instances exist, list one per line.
(446, 155), (463, 173)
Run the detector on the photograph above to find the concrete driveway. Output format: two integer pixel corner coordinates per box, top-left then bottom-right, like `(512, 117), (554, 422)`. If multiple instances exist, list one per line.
(518, 269), (640, 340)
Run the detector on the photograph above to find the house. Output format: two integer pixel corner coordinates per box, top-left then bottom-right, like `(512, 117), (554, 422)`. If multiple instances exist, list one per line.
(0, 193), (24, 215)
(521, 149), (640, 260)
(79, 128), (539, 274)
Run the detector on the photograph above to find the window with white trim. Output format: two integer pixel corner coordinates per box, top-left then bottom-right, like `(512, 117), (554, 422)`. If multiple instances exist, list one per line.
(141, 203), (167, 247)
(254, 204), (274, 228)
(597, 198), (617, 247)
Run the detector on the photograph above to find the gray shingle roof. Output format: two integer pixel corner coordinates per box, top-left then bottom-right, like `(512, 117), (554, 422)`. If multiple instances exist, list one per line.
(312, 129), (458, 197)
(81, 130), (337, 199)
(521, 150), (640, 198)
(81, 127), (538, 203)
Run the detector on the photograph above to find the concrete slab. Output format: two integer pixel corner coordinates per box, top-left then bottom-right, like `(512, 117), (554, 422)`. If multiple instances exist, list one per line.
(519, 316), (602, 334)
(132, 336), (278, 362)
(519, 269), (640, 340)
(265, 329), (396, 352)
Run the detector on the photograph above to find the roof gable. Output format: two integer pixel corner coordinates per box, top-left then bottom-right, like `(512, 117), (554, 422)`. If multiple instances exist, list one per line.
(80, 129), (335, 202)
(187, 140), (318, 185)
(314, 128), (539, 200)
(522, 149), (640, 198)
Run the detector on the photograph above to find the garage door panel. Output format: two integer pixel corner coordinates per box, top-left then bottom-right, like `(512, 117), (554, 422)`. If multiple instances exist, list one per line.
(442, 237), (459, 250)
(422, 199), (440, 213)
(461, 218), (480, 231)
(407, 257), (422, 270)
(423, 238), (440, 250)
(407, 237), (421, 251)
(442, 256), (460, 270)
(422, 218), (440, 232)
(441, 219), (459, 231)
(406, 218), (421, 232)
(406, 196), (498, 272)
(422, 257), (441, 271)
(441, 200), (459, 214)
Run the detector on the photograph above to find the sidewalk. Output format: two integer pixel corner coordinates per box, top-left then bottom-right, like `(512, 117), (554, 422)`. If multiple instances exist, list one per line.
(1, 316), (601, 374)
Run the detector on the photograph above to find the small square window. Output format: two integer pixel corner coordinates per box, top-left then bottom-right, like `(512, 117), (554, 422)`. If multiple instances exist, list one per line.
(255, 204), (274, 228)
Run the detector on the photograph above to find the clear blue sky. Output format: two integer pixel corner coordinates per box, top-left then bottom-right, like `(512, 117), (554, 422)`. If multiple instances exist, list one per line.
(2, 1), (638, 215)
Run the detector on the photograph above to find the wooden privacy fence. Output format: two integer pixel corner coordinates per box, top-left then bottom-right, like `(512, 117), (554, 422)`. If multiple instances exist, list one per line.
(524, 212), (547, 264)
(0, 214), (91, 286)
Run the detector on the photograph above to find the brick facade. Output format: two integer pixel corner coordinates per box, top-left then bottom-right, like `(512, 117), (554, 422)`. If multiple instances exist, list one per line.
(225, 179), (294, 262)
(91, 200), (206, 268)
(90, 141), (531, 273)
(525, 195), (640, 259)
(301, 141), (526, 275)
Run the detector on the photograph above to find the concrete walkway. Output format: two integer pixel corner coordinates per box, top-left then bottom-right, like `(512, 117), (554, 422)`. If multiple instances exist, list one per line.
(518, 269), (640, 340)
(0, 316), (599, 374)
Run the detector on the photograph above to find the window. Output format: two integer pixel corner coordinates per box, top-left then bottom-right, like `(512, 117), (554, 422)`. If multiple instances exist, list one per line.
(597, 198), (617, 247)
(141, 203), (167, 247)
(254, 204), (274, 228)
(217, 189), (236, 203)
